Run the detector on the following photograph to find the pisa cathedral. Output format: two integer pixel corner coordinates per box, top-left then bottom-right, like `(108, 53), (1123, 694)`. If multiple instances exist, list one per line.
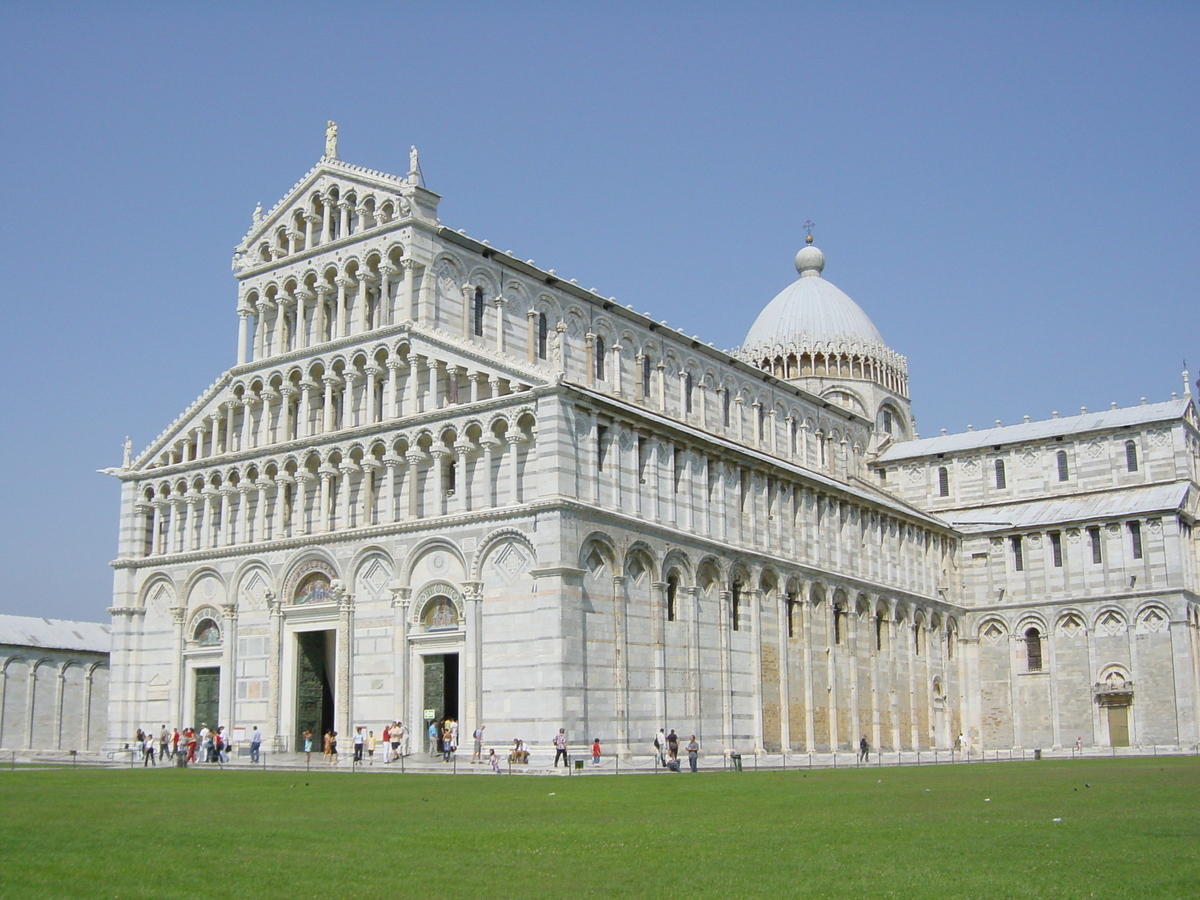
(106, 134), (1200, 756)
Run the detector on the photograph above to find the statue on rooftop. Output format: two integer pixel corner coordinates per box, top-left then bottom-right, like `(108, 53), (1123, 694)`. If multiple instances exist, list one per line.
(325, 121), (338, 159)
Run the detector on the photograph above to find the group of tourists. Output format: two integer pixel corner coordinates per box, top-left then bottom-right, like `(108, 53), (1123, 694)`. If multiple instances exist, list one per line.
(428, 717), (460, 761)
(133, 724), (238, 765)
(654, 728), (701, 772)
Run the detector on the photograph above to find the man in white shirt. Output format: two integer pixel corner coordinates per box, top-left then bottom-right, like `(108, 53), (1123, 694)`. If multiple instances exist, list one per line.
(250, 726), (263, 763)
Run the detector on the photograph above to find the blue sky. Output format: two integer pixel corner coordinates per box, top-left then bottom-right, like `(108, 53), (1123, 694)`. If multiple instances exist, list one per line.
(1, 2), (1196, 622)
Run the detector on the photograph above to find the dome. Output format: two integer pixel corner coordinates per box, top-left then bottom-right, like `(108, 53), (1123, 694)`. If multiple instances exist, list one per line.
(740, 244), (887, 355)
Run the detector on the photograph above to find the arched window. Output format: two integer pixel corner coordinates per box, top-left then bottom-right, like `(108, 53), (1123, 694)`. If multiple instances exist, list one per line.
(1056, 450), (1070, 481)
(666, 576), (678, 622)
(472, 287), (485, 337)
(731, 583), (742, 632)
(593, 336), (606, 381)
(833, 605), (843, 645)
(883, 408), (894, 434)
(722, 389), (731, 427)
(786, 594), (798, 638)
(445, 460), (456, 495)
(1024, 627), (1043, 672)
(642, 355), (652, 398)
(1125, 440), (1138, 472)
(684, 372), (693, 414)
(537, 312), (548, 359)
(994, 459), (1007, 489)
(937, 466), (949, 497)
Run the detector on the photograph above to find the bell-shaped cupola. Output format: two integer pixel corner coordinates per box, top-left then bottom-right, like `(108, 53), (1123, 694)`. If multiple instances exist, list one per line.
(737, 237), (913, 445)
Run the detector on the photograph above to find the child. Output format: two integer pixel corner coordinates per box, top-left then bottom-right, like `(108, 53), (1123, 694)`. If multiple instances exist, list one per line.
(592, 737), (601, 766)
(489, 748), (502, 774)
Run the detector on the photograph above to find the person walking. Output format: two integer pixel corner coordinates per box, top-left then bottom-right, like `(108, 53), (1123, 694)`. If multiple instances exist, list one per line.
(859, 736), (870, 762)
(686, 736), (700, 773)
(654, 729), (666, 765)
(667, 729), (679, 761)
(303, 728), (314, 764)
(143, 733), (156, 766)
(553, 728), (568, 767)
(592, 738), (602, 767)
(353, 726), (365, 763)
(250, 726), (263, 763)
(472, 725), (485, 763)
(428, 720), (439, 757)
(159, 726), (171, 760)
(367, 730), (376, 764)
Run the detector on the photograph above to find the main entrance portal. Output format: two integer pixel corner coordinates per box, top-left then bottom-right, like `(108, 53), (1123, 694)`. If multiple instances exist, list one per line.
(194, 667), (220, 728)
(296, 630), (335, 748)
(423, 654), (459, 722)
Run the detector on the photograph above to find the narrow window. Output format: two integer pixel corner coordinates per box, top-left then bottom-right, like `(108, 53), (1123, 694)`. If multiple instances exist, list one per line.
(666, 577), (678, 622)
(641, 355), (652, 398)
(596, 424), (608, 473)
(1125, 440), (1138, 472)
(537, 312), (548, 359)
(1011, 535), (1024, 571)
(914, 624), (923, 656)
(786, 595), (797, 639)
(875, 614), (884, 651)
(883, 409), (894, 434)
(937, 466), (949, 497)
(722, 390), (731, 427)
(1056, 450), (1069, 481)
(994, 459), (1007, 489)
(833, 606), (842, 645)
(1025, 627), (1043, 672)
(731, 584), (741, 632)
(1088, 526), (1102, 564)
(1129, 521), (1143, 559)
(637, 436), (648, 483)
(445, 460), (456, 495)
(684, 372), (693, 414)
(1049, 531), (1063, 567)
(472, 287), (484, 337)
(673, 448), (684, 493)
(594, 336), (606, 381)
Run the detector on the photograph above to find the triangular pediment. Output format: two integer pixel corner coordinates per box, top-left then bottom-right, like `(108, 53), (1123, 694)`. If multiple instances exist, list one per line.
(233, 157), (440, 272)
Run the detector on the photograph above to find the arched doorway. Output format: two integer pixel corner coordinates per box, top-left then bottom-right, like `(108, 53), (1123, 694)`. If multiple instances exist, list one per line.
(409, 581), (466, 744)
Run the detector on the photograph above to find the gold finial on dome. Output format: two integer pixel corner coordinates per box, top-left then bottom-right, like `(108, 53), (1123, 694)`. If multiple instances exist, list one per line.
(805, 233), (814, 244)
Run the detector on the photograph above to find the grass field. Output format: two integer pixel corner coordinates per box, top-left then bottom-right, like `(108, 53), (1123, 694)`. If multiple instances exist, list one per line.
(1, 757), (1197, 899)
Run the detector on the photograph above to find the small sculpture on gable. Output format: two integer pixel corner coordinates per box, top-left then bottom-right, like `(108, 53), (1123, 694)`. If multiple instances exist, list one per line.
(325, 121), (339, 159)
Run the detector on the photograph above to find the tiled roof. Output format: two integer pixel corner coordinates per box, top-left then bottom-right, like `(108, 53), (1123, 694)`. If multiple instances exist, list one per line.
(0, 614), (111, 654)
(943, 482), (1191, 533)
(877, 399), (1192, 462)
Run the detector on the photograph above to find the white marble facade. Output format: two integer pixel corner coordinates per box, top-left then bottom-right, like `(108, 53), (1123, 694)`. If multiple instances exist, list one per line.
(106, 138), (1199, 755)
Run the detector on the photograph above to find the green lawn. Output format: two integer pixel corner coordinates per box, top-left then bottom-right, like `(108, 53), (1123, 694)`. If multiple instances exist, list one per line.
(1, 757), (1197, 899)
